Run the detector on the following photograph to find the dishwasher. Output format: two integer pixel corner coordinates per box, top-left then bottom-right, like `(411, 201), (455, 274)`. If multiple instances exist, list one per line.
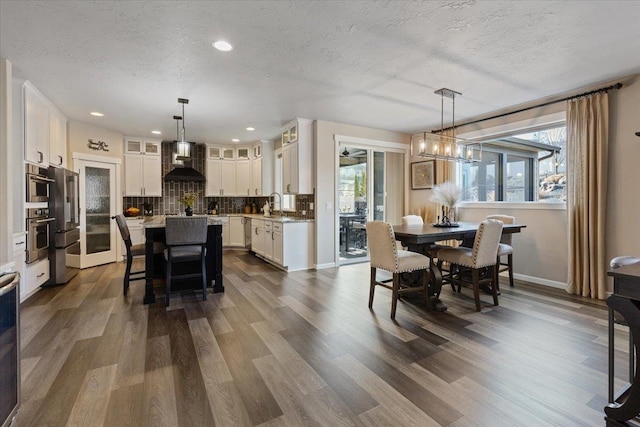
(244, 217), (252, 249)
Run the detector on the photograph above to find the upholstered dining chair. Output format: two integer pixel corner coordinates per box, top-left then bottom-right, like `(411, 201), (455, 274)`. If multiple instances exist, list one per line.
(366, 221), (431, 320)
(113, 214), (165, 296)
(164, 216), (208, 306)
(401, 215), (424, 226)
(437, 219), (504, 311)
(486, 214), (516, 291)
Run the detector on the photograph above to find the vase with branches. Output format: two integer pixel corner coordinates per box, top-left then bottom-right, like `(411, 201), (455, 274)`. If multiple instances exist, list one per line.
(178, 190), (199, 216)
(430, 181), (462, 226)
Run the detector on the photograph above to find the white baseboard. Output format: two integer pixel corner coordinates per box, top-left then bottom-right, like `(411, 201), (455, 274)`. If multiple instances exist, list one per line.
(315, 262), (337, 270)
(512, 273), (567, 289)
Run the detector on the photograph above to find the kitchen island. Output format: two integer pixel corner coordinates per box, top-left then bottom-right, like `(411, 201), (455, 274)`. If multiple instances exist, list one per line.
(142, 215), (224, 304)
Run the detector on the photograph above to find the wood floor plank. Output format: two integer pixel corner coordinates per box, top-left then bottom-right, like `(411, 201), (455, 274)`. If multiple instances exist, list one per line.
(141, 335), (179, 427)
(188, 317), (233, 385)
(103, 383), (144, 427)
(66, 364), (117, 426)
(114, 306), (148, 389)
(167, 309), (216, 427)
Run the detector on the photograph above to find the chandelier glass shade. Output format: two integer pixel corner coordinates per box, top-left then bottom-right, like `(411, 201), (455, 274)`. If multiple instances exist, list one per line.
(410, 88), (482, 163)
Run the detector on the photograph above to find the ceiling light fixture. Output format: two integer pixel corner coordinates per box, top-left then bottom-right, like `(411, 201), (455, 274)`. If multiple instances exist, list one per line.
(90, 112), (104, 117)
(246, 127), (255, 131)
(231, 138), (240, 142)
(410, 88), (482, 163)
(151, 130), (161, 135)
(175, 98), (191, 160)
(213, 40), (233, 51)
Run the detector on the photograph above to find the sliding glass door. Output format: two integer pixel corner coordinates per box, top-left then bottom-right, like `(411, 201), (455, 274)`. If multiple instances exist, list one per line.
(338, 146), (404, 264)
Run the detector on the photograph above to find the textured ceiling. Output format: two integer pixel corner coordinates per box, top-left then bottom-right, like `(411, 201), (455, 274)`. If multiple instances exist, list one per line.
(1, 1), (639, 145)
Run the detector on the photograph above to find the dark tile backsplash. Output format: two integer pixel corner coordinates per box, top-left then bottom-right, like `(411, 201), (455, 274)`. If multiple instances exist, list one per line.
(123, 142), (315, 219)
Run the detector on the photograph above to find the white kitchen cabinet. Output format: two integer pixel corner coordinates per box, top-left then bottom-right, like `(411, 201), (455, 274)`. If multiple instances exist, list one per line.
(263, 221), (273, 260)
(24, 258), (49, 300)
(236, 160), (251, 196)
(12, 234), (28, 302)
(281, 118), (313, 194)
(252, 219), (313, 271)
(207, 146), (222, 159)
(124, 137), (162, 197)
(23, 81), (50, 165)
(229, 216), (245, 247)
(251, 219), (264, 255)
(206, 159), (236, 196)
(236, 146), (250, 160)
(251, 140), (274, 196)
(221, 217), (230, 247)
(272, 222), (284, 265)
(48, 107), (68, 168)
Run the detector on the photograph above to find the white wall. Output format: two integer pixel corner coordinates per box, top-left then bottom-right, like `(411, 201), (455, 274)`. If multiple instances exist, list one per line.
(67, 120), (124, 166)
(458, 204), (567, 286)
(0, 59), (12, 270)
(315, 120), (410, 267)
(607, 75), (640, 267)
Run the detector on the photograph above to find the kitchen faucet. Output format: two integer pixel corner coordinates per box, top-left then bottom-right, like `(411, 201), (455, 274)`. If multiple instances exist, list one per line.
(269, 192), (282, 216)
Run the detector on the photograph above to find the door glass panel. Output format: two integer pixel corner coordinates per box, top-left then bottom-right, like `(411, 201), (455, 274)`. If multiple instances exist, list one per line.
(373, 151), (384, 221)
(338, 147), (368, 261)
(85, 166), (111, 254)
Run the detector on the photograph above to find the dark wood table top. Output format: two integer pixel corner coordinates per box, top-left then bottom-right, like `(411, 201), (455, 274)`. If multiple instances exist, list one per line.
(392, 221), (526, 245)
(608, 262), (640, 280)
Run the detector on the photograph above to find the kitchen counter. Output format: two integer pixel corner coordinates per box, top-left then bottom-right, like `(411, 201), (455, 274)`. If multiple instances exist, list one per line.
(142, 215), (225, 228)
(209, 213), (314, 223)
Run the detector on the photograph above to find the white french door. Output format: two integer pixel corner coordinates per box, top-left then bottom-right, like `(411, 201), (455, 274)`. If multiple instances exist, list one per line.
(73, 158), (118, 268)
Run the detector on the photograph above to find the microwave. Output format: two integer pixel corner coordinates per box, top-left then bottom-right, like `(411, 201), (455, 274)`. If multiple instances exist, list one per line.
(26, 164), (54, 203)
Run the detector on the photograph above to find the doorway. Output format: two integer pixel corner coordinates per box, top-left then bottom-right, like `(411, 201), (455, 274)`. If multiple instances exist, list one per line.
(71, 157), (119, 268)
(337, 145), (404, 264)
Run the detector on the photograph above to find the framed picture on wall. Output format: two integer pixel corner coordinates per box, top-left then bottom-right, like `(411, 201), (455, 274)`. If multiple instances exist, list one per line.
(411, 160), (435, 190)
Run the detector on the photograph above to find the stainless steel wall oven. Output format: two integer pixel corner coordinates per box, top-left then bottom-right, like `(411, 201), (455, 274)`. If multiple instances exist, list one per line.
(26, 208), (54, 264)
(26, 164), (54, 203)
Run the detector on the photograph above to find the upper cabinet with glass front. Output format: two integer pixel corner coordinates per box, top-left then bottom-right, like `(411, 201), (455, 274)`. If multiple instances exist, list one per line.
(125, 138), (161, 156)
(281, 121), (298, 145)
(236, 146), (250, 160)
(280, 118), (313, 194)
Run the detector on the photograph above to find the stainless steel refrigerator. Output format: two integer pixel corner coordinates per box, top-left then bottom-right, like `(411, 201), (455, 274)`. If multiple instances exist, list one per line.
(48, 167), (80, 285)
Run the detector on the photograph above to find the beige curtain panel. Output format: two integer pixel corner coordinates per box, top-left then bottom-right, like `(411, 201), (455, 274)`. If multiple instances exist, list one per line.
(566, 92), (609, 299)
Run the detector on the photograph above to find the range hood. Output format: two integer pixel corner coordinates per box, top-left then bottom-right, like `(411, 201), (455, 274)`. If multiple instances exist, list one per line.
(164, 165), (206, 182)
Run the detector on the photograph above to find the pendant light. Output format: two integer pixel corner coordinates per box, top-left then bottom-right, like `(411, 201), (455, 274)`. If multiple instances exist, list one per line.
(410, 88), (482, 163)
(175, 98), (191, 160)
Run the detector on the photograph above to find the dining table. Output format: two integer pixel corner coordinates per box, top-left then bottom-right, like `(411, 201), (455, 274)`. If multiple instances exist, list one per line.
(141, 215), (224, 304)
(393, 221), (527, 312)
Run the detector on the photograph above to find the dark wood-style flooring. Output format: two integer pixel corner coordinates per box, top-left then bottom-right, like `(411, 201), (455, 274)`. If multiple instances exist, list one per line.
(17, 250), (626, 426)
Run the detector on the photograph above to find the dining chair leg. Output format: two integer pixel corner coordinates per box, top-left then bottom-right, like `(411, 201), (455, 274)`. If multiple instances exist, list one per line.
(472, 268), (481, 311)
(495, 256), (501, 294)
(124, 255), (132, 296)
(201, 254), (207, 301)
(390, 273), (400, 320)
(491, 266), (499, 306)
(369, 267), (376, 309)
(508, 254), (514, 287)
(165, 259), (172, 307)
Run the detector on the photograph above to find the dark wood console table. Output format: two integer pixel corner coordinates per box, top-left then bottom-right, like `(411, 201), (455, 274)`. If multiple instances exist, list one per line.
(606, 262), (640, 425)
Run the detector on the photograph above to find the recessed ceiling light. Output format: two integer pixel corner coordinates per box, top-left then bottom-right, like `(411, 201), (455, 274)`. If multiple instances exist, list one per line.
(90, 112), (104, 117)
(151, 130), (162, 135)
(231, 138), (240, 142)
(246, 127), (255, 131)
(213, 40), (233, 52)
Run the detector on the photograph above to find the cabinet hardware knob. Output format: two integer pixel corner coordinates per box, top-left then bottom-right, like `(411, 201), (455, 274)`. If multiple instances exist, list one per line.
(15, 241), (25, 245)
(37, 272), (45, 278)
(38, 151), (43, 163)
(59, 155), (63, 165)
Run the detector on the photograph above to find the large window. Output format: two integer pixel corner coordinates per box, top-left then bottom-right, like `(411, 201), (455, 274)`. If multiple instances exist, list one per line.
(461, 125), (566, 202)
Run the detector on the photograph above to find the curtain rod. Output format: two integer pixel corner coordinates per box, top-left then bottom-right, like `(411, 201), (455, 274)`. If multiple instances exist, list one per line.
(437, 82), (622, 133)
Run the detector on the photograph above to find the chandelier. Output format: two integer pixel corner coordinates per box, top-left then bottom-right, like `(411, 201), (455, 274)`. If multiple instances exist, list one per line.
(175, 97), (191, 160)
(410, 88), (482, 163)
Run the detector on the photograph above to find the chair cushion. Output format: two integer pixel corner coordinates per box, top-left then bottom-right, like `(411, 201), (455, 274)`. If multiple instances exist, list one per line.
(395, 250), (431, 273)
(437, 247), (475, 268)
(497, 243), (513, 256)
(164, 245), (205, 262)
(130, 242), (166, 257)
